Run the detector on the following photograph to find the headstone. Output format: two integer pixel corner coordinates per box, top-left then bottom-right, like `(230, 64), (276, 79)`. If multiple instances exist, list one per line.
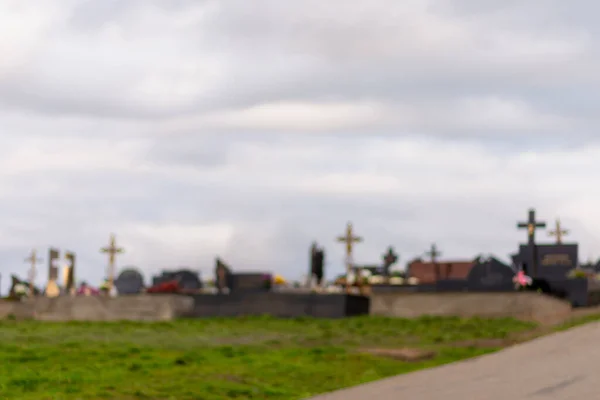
(215, 258), (233, 293)
(231, 273), (271, 292)
(46, 248), (60, 297)
(152, 269), (201, 291)
(467, 256), (516, 291)
(115, 268), (145, 294)
(513, 244), (578, 280)
(311, 244), (325, 286)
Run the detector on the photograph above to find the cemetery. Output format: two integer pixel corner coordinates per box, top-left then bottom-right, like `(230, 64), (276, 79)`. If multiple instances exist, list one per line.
(5, 208), (600, 322)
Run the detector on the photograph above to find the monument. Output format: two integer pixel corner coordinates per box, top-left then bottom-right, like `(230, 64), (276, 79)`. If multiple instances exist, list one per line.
(336, 222), (363, 292)
(24, 249), (42, 297)
(382, 246), (399, 282)
(215, 258), (233, 294)
(516, 208), (546, 276)
(46, 248), (61, 298)
(513, 211), (577, 281)
(115, 268), (145, 295)
(152, 269), (202, 291)
(64, 251), (76, 295)
(310, 242), (325, 288)
(467, 256), (516, 291)
(100, 234), (124, 295)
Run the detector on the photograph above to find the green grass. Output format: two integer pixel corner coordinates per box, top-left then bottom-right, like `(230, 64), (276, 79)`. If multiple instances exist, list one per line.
(0, 316), (537, 399)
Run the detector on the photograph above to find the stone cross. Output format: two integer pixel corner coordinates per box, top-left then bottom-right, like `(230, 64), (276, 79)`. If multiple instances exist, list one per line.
(101, 234), (124, 293)
(24, 249), (43, 297)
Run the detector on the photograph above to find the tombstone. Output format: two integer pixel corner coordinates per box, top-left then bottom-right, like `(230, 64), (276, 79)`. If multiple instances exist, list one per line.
(152, 268), (201, 291)
(215, 258), (233, 293)
(8, 275), (39, 299)
(311, 244), (325, 286)
(467, 256), (516, 291)
(231, 273), (272, 292)
(512, 244), (578, 281)
(114, 268), (145, 295)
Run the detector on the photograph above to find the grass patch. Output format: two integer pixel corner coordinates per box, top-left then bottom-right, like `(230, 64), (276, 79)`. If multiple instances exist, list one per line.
(0, 316), (536, 399)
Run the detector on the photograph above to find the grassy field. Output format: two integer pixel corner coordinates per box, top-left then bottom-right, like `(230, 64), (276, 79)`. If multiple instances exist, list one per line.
(0, 316), (539, 399)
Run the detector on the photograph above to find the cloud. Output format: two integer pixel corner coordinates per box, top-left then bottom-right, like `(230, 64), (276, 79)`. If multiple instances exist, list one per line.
(1, 0), (600, 294)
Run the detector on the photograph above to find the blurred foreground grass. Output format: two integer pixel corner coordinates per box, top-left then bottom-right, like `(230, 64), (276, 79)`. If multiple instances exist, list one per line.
(0, 316), (537, 399)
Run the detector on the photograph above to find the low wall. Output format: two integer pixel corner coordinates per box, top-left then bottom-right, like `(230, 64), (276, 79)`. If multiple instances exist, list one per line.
(0, 295), (194, 321)
(185, 293), (370, 318)
(370, 292), (572, 325)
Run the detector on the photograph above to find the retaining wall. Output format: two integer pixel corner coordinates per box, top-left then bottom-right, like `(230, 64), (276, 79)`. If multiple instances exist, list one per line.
(0, 295), (194, 321)
(370, 292), (573, 325)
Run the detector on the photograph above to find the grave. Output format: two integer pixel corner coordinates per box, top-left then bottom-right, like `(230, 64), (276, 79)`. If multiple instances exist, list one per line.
(215, 258), (233, 293)
(230, 273), (271, 292)
(466, 256), (516, 291)
(115, 268), (145, 295)
(152, 269), (202, 291)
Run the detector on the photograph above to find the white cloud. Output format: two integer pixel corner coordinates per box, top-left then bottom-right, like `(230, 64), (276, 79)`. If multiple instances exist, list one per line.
(2, 0), (600, 294)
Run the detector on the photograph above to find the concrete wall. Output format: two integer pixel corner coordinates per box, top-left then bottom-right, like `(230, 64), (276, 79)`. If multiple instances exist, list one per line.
(370, 292), (572, 325)
(0, 295), (194, 321)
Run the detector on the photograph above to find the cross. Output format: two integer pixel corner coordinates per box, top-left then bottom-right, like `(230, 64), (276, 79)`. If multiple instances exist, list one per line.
(337, 222), (363, 291)
(382, 246), (399, 272)
(548, 218), (568, 244)
(101, 233), (124, 292)
(425, 243), (441, 263)
(517, 208), (546, 245)
(24, 249), (43, 297)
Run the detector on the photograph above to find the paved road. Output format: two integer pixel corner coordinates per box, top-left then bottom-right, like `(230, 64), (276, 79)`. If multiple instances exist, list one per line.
(308, 322), (600, 399)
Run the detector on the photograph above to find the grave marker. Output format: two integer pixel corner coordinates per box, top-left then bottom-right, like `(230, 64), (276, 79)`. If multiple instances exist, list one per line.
(100, 234), (124, 294)
(336, 222), (363, 292)
(24, 249), (42, 297)
(115, 268), (145, 294)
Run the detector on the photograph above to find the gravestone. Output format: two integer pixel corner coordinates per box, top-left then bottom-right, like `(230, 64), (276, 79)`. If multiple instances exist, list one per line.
(115, 268), (145, 294)
(173, 269), (202, 291)
(513, 244), (578, 281)
(152, 269), (202, 291)
(231, 273), (271, 292)
(310, 244), (325, 286)
(467, 256), (516, 291)
(215, 258), (233, 293)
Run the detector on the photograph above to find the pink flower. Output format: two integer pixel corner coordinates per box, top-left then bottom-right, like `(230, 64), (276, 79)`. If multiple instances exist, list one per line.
(513, 270), (532, 287)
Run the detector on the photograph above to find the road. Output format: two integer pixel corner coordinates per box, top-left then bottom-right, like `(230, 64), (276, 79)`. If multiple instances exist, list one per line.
(307, 322), (600, 399)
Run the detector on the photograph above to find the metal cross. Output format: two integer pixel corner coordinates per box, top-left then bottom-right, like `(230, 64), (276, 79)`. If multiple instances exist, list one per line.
(548, 218), (568, 244)
(24, 249), (43, 297)
(517, 208), (546, 245)
(336, 222), (363, 291)
(425, 243), (442, 263)
(101, 233), (124, 292)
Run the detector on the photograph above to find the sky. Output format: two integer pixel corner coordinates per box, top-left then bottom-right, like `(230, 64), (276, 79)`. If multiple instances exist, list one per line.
(2, 0), (600, 291)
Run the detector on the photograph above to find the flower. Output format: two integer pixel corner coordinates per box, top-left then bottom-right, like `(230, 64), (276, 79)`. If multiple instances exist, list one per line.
(513, 271), (532, 288)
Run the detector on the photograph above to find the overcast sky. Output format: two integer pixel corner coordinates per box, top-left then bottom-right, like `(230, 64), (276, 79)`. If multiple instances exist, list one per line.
(2, 0), (600, 291)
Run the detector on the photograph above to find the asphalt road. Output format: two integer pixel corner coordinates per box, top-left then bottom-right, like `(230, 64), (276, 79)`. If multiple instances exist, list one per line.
(307, 322), (600, 399)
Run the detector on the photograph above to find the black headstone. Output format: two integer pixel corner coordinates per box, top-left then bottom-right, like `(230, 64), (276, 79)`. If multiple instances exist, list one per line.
(115, 268), (145, 294)
(514, 244), (578, 280)
(231, 273), (271, 292)
(311, 248), (325, 285)
(467, 256), (515, 291)
(172, 269), (202, 290)
(215, 258), (233, 293)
